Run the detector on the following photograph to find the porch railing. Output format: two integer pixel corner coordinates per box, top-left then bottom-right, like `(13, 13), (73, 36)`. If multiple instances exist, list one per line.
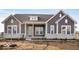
(3, 33), (23, 38)
(46, 34), (76, 39)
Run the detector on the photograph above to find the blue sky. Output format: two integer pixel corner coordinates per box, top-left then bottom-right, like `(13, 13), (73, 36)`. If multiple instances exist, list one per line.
(0, 9), (79, 32)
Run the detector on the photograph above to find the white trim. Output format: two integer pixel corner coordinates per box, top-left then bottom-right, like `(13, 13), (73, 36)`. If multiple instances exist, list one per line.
(50, 25), (54, 34)
(61, 25), (71, 35)
(46, 10), (66, 23)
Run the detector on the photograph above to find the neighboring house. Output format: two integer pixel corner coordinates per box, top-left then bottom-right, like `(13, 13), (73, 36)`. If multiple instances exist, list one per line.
(2, 10), (77, 40)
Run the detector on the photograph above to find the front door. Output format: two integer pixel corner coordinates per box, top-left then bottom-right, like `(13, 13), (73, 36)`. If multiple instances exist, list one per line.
(7, 25), (17, 35)
(27, 26), (33, 37)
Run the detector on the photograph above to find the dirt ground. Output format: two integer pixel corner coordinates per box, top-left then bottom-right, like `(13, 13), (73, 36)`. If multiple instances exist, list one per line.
(0, 40), (79, 50)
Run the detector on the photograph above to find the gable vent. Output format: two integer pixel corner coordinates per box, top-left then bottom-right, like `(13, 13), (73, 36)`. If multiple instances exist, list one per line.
(59, 14), (62, 17)
(11, 19), (14, 23)
(65, 19), (68, 23)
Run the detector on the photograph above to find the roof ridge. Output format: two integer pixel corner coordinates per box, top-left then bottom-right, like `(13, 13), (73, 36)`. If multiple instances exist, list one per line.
(14, 14), (53, 15)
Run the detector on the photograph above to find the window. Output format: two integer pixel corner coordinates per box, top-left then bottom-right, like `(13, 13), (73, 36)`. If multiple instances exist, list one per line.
(35, 27), (44, 35)
(67, 26), (71, 34)
(61, 26), (66, 34)
(11, 19), (14, 23)
(7, 25), (17, 34)
(50, 25), (54, 34)
(7, 26), (11, 34)
(59, 14), (62, 17)
(61, 25), (71, 34)
(65, 19), (68, 23)
(13, 26), (17, 34)
(29, 16), (38, 21)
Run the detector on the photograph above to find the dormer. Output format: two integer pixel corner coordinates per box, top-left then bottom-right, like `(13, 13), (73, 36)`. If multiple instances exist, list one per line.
(29, 16), (38, 21)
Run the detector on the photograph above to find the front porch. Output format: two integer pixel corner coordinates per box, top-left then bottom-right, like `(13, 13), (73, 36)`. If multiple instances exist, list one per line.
(25, 24), (46, 40)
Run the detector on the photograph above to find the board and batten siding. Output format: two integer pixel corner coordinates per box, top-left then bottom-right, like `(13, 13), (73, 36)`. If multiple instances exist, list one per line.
(47, 11), (65, 34)
(4, 16), (19, 33)
(58, 16), (74, 34)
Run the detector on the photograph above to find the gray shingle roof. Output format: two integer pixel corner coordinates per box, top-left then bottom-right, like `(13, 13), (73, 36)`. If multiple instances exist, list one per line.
(14, 14), (53, 22)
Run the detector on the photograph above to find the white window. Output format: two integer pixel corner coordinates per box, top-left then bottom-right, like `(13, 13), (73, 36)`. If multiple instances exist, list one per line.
(13, 26), (17, 34)
(61, 25), (71, 34)
(50, 25), (54, 34)
(61, 26), (66, 34)
(11, 19), (14, 23)
(59, 14), (62, 17)
(7, 25), (17, 34)
(35, 27), (44, 35)
(29, 16), (38, 21)
(65, 19), (68, 23)
(7, 26), (12, 34)
(67, 26), (71, 34)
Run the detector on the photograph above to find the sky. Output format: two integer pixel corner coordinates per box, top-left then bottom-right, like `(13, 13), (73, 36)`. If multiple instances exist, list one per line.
(0, 9), (79, 32)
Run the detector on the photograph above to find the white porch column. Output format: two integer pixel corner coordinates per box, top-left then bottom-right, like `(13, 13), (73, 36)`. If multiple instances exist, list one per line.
(25, 23), (26, 38)
(32, 24), (34, 37)
(45, 23), (47, 37)
(19, 23), (21, 34)
(74, 24), (76, 38)
(56, 24), (58, 34)
(56, 23), (58, 38)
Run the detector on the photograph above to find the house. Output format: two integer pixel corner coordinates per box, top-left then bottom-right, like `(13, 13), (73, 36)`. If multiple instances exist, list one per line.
(2, 10), (77, 40)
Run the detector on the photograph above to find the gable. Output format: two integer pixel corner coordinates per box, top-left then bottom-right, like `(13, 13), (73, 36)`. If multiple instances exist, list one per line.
(4, 15), (19, 25)
(2, 15), (21, 23)
(46, 10), (66, 23)
(55, 15), (77, 24)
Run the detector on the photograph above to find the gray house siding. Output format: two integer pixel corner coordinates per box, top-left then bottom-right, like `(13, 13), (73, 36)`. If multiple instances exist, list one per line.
(47, 11), (65, 34)
(58, 16), (74, 34)
(4, 16), (19, 33)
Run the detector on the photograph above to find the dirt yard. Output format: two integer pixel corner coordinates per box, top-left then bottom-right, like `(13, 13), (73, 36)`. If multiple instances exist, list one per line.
(0, 39), (79, 50)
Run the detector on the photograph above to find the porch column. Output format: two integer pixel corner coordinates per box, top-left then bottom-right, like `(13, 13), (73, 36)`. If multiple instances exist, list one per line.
(25, 23), (26, 38)
(19, 23), (21, 34)
(32, 24), (34, 37)
(45, 23), (47, 37)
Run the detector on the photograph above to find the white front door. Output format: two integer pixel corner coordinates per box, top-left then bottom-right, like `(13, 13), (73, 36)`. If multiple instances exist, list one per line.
(7, 25), (17, 35)
(28, 26), (33, 37)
